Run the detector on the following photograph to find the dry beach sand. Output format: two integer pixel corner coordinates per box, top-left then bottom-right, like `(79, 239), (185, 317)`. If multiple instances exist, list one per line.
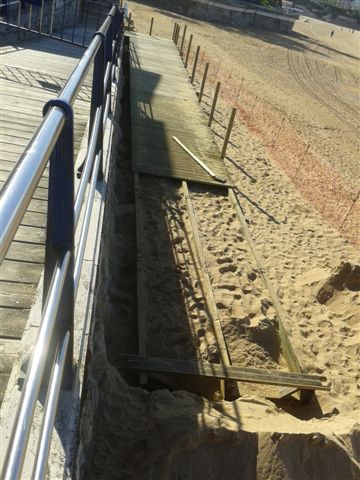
(78, 3), (360, 478)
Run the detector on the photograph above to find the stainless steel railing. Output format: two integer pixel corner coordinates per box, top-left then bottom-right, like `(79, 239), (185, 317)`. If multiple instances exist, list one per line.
(0, 5), (124, 479)
(0, 0), (121, 47)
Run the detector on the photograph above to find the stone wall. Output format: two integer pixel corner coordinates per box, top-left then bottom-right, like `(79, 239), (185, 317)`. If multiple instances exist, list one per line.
(135, 0), (296, 33)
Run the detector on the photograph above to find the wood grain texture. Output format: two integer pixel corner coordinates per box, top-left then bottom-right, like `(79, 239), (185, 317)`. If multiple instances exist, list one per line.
(116, 354), (330, 391)
(0, 33), (92, 403)
(129, 34), (230, 187)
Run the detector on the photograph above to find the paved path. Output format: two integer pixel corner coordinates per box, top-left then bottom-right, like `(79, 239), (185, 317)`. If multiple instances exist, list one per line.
(0, 33), (92, 404)
(129, 33), (230, 186)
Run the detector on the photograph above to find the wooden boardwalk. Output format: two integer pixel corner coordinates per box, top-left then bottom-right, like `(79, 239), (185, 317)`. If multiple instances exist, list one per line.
(0, 35), (92, 404)
(129, 33), (230, 186)
(128, 33), (325, 401)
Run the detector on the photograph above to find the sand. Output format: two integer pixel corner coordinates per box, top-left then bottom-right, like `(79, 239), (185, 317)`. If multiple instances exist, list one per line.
(78, 4), (360, 479)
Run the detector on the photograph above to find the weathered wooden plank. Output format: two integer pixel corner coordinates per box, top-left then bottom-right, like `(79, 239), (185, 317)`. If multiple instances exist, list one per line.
(0, 308), (30, 338)
(182, 181), (230, 398)
(0, 94), (89, 118)
(0, 131), (33, 142)
(0, 144), (24, 155)
(28, 198), (48, 214)
(0, 259), (43, 284)
(6, 242), (45, 264)
(22, 211), (47, 228)
(0, 170), (48, 189)
(0, 281), (37, 309)
(116, 354), (330, 391)
(0, 152), (23, 162)
(0, 105), (42, 120)
(228, 189), (304, 375)
(13, 225), (46, 245)
(0, 115), (41, 133)
(130, 35), (229, 187)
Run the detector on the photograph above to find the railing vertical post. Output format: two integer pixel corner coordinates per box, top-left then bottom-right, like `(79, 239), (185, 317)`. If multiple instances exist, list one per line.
(96, 2), (101, 29)
(113, 6), (119, 41)
(27, 4), (32, 29)
(105, 17), (113, 113)
(113, 7), (121, 63)
(50, 0), (55, 36)
(60, 0), (66, 40)
(17, 0), (21, 27)
(39, 0), (44, 33)
(42, 99), (75, 388)
(87, 32), (105, 180)
(71, 0), (80, 43)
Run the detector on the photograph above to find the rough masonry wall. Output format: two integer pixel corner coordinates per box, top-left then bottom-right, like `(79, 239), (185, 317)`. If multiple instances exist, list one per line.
(133, 0), (295, 33)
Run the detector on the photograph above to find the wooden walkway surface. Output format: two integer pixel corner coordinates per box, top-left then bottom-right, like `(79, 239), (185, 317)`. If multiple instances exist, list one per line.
(0, 34), (92, 404)
(129, 33), (230, 186)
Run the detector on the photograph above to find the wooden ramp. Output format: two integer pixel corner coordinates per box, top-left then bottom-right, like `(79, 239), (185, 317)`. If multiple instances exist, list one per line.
(128, 33), (330, 402)
(0, 35), (91, 404)
(129, 33), (230, 186)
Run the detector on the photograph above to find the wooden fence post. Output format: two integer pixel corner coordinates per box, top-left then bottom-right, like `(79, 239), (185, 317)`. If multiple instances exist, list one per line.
(208, 81), (221, 127)
(180, 24), (187, 56)
(185, 34), (193, 68)
(198, 63), (209, 103)
(191, 46), (200, 84)
(248, 96), (258, 119)
(221, 108), (236, 159)
(340, 190), (360, 230)
(293, 144), (310, 181)
(272, 117), (284, 150)
(235, 77), (244, 104)
(175, 25), (181, 46)
(200, 49), (206, 69)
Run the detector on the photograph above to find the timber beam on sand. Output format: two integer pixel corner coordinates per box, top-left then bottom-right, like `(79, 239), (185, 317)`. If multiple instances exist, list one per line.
(116, 354), (330, 392)
(228, 188), (314, 402)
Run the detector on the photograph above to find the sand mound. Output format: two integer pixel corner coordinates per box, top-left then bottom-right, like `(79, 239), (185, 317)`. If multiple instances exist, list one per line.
(317, 262), (360, 327)
(79, 363), (360, 479)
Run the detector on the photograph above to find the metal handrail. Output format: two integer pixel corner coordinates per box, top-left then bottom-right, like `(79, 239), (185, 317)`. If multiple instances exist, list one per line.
(0, 5), (124, 479)
(0, 36), (98, 262)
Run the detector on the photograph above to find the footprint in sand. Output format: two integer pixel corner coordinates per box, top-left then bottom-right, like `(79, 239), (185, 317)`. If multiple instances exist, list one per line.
(219, 264), (237, 274)
(170, 235), (184, 245)
(217, 284), (237, 291)
(247, 271), (257, 281)
(216, 257), (233, 264)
